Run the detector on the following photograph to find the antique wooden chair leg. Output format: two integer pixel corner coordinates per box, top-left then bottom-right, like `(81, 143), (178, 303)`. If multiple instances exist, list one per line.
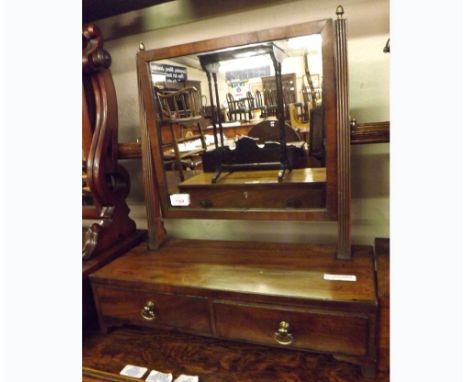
(169, 122), (185, 181)
(197, 122), (207, 150)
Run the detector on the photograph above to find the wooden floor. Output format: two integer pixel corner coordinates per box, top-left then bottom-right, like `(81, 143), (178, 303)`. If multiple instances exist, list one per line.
(83, 326), (388, 382)
(83, 238), (389, 382)
(376, 238), (389, 372)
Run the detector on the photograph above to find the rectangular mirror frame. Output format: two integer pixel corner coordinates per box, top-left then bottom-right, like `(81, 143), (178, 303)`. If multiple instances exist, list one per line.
(137, 18), (349, 235)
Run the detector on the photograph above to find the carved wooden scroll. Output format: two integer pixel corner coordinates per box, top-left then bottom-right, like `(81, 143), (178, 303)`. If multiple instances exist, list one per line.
(82, 24), (136, 259)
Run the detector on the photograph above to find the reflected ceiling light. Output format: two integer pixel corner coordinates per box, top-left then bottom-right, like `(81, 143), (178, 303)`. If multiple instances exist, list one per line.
(287, 34), (322, 51)
(219, 54), (271, 73)
(151, 74), (166, 83)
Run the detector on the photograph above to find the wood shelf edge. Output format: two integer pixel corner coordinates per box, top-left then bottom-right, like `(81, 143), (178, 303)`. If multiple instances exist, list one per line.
(117, 121), (390, 160)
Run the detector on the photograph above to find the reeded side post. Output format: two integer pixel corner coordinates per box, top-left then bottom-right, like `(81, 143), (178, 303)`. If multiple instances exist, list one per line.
(335, 5), (352, 259)
(137, 42), (167, 249)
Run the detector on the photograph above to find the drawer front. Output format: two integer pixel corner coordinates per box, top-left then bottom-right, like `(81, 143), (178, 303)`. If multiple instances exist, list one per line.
(214, 302), (368, 356)
(95, 286), (211, 334)
(180, 187), (325, 209)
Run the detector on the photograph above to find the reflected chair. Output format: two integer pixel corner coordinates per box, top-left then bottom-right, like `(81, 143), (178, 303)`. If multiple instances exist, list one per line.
(282, 86), (296, 121)
(301, 85), (315, 120)
(226, 92), (249, 121)
(254, 90), (267, 117)
(155, 86), (207, 181)
(263, 89), (277, 117)
(245, 91), (256, 119)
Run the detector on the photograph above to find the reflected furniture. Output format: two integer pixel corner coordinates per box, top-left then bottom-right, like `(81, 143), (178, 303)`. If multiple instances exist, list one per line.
(247, 119), (302, 144)
(226, 92), (250, 121)
(91, 7), (378, 378)
(262, 73), (297, 120)
(199, 42), (289, 183)
(263, 88), (278, 116)
(154, 86), (207, 181)
(254, 89), (267, 117)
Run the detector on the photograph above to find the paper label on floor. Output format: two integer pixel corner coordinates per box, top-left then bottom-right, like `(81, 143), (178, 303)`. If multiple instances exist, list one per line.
(323, 273), (357, 282)
(120, 364), (148, 378)
(174, 374), (199, 382)
(146, 370), (173, 382)
(170, 193), (191, 206)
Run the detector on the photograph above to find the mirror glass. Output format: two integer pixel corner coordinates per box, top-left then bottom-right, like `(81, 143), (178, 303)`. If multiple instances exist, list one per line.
(149, 33), (328, 211)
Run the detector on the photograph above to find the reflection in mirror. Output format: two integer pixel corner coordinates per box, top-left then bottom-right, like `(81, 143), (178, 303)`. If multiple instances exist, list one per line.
(149, 33), (327, 210)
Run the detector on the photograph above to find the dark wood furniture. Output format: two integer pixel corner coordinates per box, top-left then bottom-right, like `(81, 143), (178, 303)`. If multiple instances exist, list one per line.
(90, 239), (378, 377)
(262, 88), (278, 117)
(262, 73), (297, 102)
(262, 73), (297, 119)
(199, 42), (290, 182)
(351, 121), (390, 144)
(254, 89), (267, 117)
(84, 325), (389, 381)
(82, 24), (147, 329)
(137, 15), (348, 249)
(83, 230), (146, 331)
(178, 168), (325, 209)
(154, 86), (207, 180)
(82, 24), (138, 259)
(90, 7), (380, 379)
(247, 119), (302, 144)
(226, 92), (250, 121)
(84, 238), (389, 381)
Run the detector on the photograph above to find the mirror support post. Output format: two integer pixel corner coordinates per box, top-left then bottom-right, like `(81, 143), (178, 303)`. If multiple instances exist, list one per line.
(335, 5), (352, 260)
(271, 56), (288, 181)
(204, 71), (219, 148)
(212, 73), (225, 150)
(273, 61), (287, 165)
(137, 44), (167, 250)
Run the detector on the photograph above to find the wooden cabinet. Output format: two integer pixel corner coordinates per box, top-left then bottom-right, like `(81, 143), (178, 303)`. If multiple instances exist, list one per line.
(213, 302), (368, 356)
(88, 8), (381, 379)
(178, 168), (326, 209)
(93, 286), (211, 334)
(90, 239), (378, 377)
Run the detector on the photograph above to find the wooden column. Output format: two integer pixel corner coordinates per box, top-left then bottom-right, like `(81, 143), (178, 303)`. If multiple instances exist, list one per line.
(137, 42), (167, 250)
(335, 6), (352, 259)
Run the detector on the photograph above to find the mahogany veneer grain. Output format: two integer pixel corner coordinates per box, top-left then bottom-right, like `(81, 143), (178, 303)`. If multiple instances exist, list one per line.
(91, 239), (377, 306)
(90, 239), (378, 375)
(83, 327), (389, 382)
(351, 122), (390, 144)
(83, 230), (147, 331)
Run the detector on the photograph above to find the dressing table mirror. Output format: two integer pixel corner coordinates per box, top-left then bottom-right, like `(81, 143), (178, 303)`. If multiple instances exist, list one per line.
(137, 9), (351, 258)
(90, 8), (379, 378)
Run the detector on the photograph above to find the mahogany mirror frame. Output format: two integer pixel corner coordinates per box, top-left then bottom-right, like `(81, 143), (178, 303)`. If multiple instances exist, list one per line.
(137, 12), (351, 258)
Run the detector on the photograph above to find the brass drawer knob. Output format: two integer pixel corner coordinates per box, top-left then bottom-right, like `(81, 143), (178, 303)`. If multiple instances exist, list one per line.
(274, 321), (293, 345)
(140, 300), (156, 321)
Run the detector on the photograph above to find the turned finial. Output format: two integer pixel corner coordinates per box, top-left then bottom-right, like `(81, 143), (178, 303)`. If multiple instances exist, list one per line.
(336, 5), (344, 18)
(139, 42), (146, 51)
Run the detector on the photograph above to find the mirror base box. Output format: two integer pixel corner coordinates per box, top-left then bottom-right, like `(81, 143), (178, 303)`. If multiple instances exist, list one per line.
(90, 239), (378, 377)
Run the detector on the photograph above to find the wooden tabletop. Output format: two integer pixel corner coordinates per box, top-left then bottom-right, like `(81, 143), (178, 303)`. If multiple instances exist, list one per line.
(179, 167), (326, 188)
(91, 239), (376, 306)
